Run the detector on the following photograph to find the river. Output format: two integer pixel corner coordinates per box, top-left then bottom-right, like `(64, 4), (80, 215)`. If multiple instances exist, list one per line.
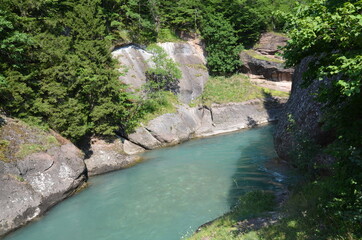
(4, 125), (286, 240)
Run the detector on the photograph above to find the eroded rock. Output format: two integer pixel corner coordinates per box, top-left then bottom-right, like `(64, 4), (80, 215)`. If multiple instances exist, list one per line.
(274, 57), (335, 163)
(84, 138), (143, 176)
(126, 98), (286, 150)
(0, 117), (86, 237)
(240, 32), (294, 82)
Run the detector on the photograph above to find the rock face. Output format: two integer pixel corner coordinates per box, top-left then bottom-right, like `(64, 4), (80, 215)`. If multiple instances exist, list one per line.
(274, 57), (334, 161)
(241, 53), (294, 82)
(84, 138), (144, 176)
(127, 98), (286, 150)
(240, 32), (294, 82)
(0, 116), (86, 237)
(112, 40), (208, 104)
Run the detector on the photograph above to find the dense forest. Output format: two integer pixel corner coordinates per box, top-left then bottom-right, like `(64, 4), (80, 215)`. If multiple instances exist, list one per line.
(0, 0), (304, 142)
(1, 0), (361, 238)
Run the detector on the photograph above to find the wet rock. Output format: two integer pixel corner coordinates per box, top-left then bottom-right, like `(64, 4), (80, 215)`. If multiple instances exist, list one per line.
(0, 117), (86, 237)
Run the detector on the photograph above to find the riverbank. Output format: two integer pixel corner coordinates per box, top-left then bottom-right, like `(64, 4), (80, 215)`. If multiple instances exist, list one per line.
(4, 125), (283, 240)
(186, 157), (295, 240)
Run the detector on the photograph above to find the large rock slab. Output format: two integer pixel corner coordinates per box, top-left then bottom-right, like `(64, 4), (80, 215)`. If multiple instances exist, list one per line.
(126, 98), (286, 150)
(240, 32), (294, 82)
(145, 106), (200, 144)
(112, 40), (208, 104)
(240, 52), (294, 82)
(0, 117), (86, 237)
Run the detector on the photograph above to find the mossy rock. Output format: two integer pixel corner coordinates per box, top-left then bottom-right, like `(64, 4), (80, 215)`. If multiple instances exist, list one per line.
(0, 116), (61, 162)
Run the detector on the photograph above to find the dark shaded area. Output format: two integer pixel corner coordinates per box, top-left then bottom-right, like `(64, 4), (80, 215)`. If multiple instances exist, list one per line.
(262, 91), (286, 122)
(246, 116), (258, 128)
(0, 116), (5, 127)
(227, 126), (285, 208)
(77, 134), (120, 159)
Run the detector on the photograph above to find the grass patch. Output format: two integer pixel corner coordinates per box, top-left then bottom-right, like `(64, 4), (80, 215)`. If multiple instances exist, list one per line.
(257, 177), (362, 240)
(138, 91), (179, 125)
(15, 144), (46, 159)
(15, 134), (61, 159)
(157, 28), (182, 42)
(262, 87), (290, 98)
(244, 50), (284, 64)
(191, 74), (288, 106)
(0, 140), (10, 162)
(187, 191), (275, 240)
(185, 63), (208, 71)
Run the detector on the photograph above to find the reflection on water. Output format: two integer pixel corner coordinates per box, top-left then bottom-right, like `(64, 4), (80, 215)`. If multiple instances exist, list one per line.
(5, 125), (287, 240)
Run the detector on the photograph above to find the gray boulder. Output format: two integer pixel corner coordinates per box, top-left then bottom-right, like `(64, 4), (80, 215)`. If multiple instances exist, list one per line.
(84, 137), (143, 176)
(0, 117), (86, 237)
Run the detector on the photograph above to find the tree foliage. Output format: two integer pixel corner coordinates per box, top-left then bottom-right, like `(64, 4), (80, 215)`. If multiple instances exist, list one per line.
(0, 0), (136, 142)
(145, 44), (181, 94)
(283, 0), (362, 234)
(201, 12), (243, 76)
(0, 0), (320, 142)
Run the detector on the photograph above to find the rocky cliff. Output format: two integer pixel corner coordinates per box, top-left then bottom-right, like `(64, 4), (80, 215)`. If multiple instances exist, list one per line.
(240, 32), (294, 82)
(112, 40), (208, 104)
(0, 116), (86, 237)
(274, 57), (335, 164)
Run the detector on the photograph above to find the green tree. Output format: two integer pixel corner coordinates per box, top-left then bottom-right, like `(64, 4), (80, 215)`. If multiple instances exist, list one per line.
(201, 12), (243, 76)
(282, 0), (362, 233)
(0, 0), (137, 142)
(145, 44), (181, 94)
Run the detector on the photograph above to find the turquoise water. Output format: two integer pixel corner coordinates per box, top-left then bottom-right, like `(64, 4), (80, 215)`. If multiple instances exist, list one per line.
(5, 126), (286, 240)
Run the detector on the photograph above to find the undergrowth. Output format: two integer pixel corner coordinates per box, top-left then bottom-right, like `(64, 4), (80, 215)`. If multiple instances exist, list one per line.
(244, 50), (284, 64)
(186, 191), (275, 240)
(137, 91), (179, 125)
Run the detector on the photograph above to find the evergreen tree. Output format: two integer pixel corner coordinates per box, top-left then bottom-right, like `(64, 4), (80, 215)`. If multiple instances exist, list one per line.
(201, 12), (243, 76)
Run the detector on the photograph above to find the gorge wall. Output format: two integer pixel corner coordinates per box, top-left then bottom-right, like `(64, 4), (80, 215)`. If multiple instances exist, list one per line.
(274, 57), (335, 166)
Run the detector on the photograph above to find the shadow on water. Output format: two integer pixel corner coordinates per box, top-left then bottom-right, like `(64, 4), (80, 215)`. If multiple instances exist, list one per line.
(226, 91), (288, 209)
(226, 126), (282, 208)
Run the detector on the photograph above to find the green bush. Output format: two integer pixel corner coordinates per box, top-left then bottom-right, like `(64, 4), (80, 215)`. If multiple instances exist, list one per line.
(145, 44), (181, 94)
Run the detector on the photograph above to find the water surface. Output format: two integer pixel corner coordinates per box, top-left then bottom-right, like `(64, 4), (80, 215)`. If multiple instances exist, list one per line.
(5, 125), (285, 240)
